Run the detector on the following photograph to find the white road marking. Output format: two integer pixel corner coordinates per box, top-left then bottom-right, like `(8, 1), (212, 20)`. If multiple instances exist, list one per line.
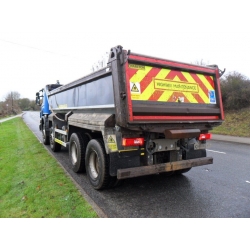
(246, 181), (250, 184)
(207, 149), (226, 154)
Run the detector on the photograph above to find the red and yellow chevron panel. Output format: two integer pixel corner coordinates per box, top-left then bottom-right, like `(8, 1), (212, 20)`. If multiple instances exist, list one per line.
(127, 64), (216, 104)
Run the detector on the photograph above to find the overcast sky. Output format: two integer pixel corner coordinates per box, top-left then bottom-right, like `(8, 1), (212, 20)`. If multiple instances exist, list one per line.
(0, 0), (249, 101)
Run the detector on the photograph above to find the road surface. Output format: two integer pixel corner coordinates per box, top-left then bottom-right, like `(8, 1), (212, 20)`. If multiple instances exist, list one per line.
(22, 111), (250, 218)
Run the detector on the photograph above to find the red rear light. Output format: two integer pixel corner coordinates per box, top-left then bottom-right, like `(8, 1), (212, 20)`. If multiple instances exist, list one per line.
(199, 133), (212, 140)
(122, 138), (144, 147)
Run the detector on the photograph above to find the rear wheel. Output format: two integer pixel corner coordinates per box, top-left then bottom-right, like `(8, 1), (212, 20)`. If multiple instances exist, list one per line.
(175, 168), (192, 175)
(160, 171), (175, 176)
(50, 127), (61, 152)
(85, 139), (110, 190)
(69, 133), (89, 173)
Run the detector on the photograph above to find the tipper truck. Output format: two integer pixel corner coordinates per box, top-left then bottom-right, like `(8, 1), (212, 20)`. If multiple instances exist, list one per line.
(36, 45), (224, 190)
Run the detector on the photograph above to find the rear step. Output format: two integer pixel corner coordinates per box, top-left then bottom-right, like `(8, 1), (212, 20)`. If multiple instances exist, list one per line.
(117, 157), (213, 179)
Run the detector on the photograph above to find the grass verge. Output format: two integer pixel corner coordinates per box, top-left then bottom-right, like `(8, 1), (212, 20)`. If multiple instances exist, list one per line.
(212, 108), (250, 137)
(0, 118), (98, 218)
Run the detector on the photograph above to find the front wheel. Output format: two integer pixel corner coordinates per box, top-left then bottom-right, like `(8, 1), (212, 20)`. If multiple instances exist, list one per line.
(85, 139), (110, 190)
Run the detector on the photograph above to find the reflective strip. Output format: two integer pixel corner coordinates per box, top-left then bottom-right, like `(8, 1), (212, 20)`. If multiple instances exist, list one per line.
(128, 64), (216, 104)
(55, 138), (67, 147)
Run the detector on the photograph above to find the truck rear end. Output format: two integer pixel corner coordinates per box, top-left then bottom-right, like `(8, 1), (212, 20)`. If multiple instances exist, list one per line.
(108, 46), (224, 180)
(37, 45), (224, 190)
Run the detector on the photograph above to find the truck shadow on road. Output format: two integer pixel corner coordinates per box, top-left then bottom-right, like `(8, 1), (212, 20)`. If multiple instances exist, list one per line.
(97, 173), (213, 218)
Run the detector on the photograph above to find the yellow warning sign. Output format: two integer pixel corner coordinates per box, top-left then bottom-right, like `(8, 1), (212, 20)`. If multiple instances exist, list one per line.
(130, 82), (141, 96)
(108, 136), (116, 143)
(107, 135), (118, 152)
(131, 83), (139, 92)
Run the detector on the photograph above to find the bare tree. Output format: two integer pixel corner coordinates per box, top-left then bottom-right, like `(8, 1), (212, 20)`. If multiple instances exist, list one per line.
(4, 91), (21, 115)
(192, 59), (209, 66)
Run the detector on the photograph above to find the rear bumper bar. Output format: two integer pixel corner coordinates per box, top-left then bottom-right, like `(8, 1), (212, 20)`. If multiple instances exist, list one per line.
(117, 157), (213, 179)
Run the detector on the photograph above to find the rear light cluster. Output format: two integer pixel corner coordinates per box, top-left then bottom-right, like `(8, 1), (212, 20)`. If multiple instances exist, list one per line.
(198, 133), (212, 140)
(122, 134), (210, 147)
(122, 138), (144, 147)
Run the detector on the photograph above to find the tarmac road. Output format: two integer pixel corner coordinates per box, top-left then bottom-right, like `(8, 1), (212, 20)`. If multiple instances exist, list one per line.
(21, 111), (250, 218)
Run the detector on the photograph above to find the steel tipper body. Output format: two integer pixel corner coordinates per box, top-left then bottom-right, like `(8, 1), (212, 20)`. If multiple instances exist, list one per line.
(36, 45), (224, 190)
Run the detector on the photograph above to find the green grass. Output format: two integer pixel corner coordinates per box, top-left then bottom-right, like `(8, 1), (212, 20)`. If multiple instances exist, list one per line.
(0, 115), (11, 120)
(212, 108), (250, 137)
(0, 118), (98, 218)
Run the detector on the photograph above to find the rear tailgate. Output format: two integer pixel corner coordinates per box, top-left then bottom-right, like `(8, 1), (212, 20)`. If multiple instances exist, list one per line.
(125, 53), (224, 123)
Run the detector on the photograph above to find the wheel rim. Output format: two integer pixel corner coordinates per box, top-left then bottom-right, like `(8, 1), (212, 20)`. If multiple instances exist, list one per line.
(89, 151), (99, 179)
(71, 141), (78, 165)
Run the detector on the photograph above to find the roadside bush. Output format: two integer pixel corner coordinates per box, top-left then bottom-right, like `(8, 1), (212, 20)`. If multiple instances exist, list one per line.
(220, 71), (250, 110)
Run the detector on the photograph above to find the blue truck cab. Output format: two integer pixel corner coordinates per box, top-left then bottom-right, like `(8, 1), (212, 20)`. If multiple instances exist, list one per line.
(36, 81), (62, 143)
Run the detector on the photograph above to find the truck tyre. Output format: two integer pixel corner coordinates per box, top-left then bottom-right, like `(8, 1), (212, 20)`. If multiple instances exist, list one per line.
(69, 133), (89, 173)
(42, 119), (50, 145)
(85, 139), (110, 190)
(160, 171), (175, 177)
(175, 168), (192, 175)
(50, 128), (61, 152)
